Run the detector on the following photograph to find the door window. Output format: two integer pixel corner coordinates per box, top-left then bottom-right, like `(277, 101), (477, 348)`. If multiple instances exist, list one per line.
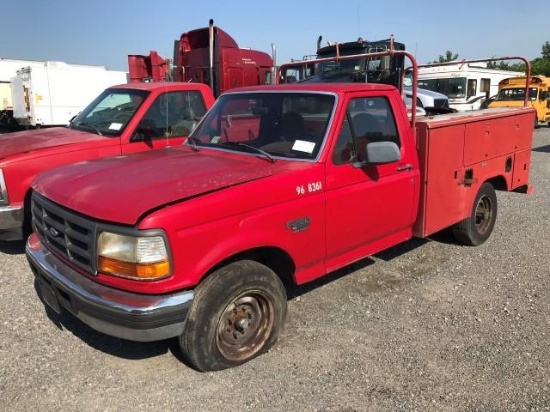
(332, 96), (399, 165)
(138, 91), (207, 140)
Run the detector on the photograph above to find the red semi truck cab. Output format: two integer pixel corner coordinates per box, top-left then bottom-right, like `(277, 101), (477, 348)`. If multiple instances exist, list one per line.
(128, 20), (274, 96)
(26, 81), (535, 371)
(0, 82), (215, 240)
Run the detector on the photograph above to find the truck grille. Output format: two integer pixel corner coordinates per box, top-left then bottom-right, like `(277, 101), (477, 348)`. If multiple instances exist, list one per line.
(31, 192), (97, 274)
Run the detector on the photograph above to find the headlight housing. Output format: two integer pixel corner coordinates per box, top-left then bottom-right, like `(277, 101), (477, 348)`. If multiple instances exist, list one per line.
(97, 232), (171, 280)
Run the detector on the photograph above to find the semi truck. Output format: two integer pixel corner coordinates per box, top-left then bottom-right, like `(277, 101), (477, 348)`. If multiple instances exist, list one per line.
(488, 75), (550, 128)
(278, 36), (406, 87)
(278, 36), (451, 115)
(10, 62), (128, 128)
(26, 47), (535, 372)
(0, 82), (215, 241)
(128, 20), (273, 97)
(416, 62), (521, 111)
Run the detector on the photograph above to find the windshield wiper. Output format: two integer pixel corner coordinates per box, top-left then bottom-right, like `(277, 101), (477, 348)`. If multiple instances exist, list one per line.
(76, 121), (103, 136)
(223, 142), (275, 163)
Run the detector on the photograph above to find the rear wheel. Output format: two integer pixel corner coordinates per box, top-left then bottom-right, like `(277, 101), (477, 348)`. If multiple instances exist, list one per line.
(179, 260), (287, 372)
(452, 182), (497, 246)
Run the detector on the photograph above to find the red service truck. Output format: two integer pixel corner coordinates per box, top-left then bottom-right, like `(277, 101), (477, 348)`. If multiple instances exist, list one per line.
(26, 48), (535, 372)
(0, 82), (215, 241)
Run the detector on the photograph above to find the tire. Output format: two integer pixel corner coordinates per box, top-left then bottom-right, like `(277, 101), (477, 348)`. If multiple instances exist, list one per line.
(534, 118), (539, 129)
(452, 182), (497, 246)
(179, 260), (287, 372)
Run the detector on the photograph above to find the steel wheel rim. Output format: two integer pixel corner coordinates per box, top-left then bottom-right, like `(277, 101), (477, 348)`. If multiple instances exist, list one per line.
(474, 195), (493, 235)
(216, 291), (275, 362)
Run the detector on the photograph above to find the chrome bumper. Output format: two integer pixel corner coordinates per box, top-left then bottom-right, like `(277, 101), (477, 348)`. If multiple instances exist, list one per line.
(25, 233), (194, 342)
(0, 205), (23, 231)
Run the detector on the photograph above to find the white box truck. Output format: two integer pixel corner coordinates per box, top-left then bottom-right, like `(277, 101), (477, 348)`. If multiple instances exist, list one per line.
(0, 58), (44, 129)
(11, 61), (128, 127)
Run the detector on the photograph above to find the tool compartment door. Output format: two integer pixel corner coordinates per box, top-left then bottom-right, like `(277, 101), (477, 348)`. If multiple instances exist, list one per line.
(413, 121), (467, 238)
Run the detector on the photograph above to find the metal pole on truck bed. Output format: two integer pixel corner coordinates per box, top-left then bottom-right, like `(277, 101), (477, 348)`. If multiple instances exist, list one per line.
(412, 57), (532, 107)
(276, 36), (420, 132)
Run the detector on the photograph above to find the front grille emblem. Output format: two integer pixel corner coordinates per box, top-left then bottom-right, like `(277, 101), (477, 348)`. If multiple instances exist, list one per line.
(48, 227), (60, 238)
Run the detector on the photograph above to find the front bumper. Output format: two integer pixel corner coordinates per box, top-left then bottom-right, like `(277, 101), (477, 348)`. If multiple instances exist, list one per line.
(26, 233), (194, 342)
(0, 205), (23, 231)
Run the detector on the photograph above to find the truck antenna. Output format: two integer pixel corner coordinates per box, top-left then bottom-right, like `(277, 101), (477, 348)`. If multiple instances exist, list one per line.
(357, 5), (361, 37)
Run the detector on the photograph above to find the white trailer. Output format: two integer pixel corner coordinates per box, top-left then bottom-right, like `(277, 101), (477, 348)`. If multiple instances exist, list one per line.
(0, 58), (45, 110)
(417, 62), (521, 111)
(11, 61), (128, 127)
(0, 59), (45, 128)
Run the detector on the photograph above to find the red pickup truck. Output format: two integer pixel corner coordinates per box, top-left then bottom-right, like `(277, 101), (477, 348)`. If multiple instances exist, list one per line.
(0, 82), (215, 240)
(26, 78), (535, 371)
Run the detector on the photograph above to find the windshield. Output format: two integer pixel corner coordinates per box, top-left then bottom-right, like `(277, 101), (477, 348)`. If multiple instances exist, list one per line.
(187, 92), (335, 160)
(318, 58), (365, 77)
(315, 56), (389, 82)
(69, 88), (149, 136)
(495, 87), (538, 101)
(418, 77), (467, 99)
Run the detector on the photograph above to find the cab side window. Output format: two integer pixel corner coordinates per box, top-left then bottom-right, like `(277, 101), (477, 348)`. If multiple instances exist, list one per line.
(332, 96), (400, 165)
(138, 91), (207, 139)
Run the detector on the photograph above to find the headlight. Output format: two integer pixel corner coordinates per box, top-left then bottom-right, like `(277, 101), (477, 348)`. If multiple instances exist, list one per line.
(97, 232), (171, 280)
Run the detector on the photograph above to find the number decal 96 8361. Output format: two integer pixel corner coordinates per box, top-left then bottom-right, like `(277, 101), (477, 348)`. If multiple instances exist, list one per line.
(296, 181), (322, 196)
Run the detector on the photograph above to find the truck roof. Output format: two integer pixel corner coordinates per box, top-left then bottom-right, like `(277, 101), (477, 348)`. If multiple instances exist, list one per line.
(225, 83), (398, 94)
(109, 82), (213, 92)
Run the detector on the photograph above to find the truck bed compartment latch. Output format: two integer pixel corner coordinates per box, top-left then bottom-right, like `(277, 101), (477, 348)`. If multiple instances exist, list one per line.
(463, 169), (477, 186)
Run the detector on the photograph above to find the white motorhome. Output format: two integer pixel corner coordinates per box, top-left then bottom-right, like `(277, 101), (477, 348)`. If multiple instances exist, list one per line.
(11, 61), (128, 128)
(417, 62), (520, 111)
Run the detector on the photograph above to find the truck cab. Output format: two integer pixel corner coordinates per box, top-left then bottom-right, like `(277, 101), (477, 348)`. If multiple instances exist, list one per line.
(278, 37), (451, 115)
(128, 20), (273, 96)
(0, 82), (214, 240)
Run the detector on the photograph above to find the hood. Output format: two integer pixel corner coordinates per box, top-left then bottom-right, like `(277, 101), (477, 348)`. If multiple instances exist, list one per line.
(0, 127), (107, 161)
(33, 148), (280, 225)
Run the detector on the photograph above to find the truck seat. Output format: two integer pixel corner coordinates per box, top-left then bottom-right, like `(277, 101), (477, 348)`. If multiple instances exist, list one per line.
(352, 113), (382, 139)
(172, 107), (198, 136)
(278, 111), (308, 141)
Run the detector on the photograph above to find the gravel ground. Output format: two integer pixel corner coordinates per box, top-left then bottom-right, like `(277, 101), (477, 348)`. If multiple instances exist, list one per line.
(1, 127), (549, 412)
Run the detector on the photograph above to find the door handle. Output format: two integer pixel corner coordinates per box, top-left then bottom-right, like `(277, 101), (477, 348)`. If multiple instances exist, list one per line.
(396, 164), (413, 172)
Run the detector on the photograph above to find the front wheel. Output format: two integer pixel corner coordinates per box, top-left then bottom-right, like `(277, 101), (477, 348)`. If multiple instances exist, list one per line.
(452, 182), (497, 246)
(179, 260), (287, 372)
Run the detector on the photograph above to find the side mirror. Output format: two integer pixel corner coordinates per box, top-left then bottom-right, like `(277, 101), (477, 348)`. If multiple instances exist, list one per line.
(130, 120), (156, 142)
(364, 141), (401, 165)
(131, 129), (150, 142)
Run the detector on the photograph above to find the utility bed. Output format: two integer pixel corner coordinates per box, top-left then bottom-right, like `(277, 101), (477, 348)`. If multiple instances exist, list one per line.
(414, 106), (534, 237)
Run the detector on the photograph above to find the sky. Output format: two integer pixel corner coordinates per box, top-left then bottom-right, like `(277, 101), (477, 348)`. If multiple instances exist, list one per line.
(1, 0), (548, 73)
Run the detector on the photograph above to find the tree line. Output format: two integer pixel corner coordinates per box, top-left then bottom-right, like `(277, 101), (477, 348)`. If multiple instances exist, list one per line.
(431, 42), (550, 76)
